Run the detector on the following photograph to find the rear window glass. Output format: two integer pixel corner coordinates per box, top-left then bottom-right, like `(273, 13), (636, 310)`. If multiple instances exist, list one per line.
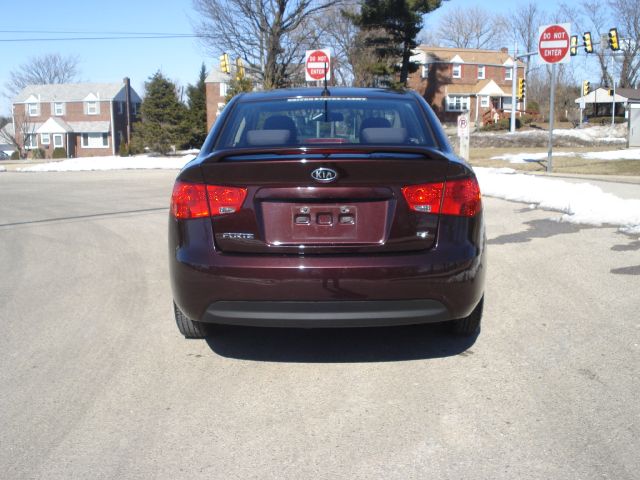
(215, 97), (436, 149)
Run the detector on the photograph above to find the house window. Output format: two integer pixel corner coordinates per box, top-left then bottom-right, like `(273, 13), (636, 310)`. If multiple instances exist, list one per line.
(27, 103), (40, 116)
(220, 83), (228, 97)
(478, 65), (485, 80)
(81, 133), (109, 148)
(446, 95), (470, 112)
(86, 101), (99, 115)
(480, 96), (490, 108)
(503, 97), (513, 109)
(421, 64), (430, 79)
(505, 67), (513, 80)
(41, 133), (51, 145)
(53, 102), (65, 116)
(452, 64), (462, 79)
(25, 133), (38, 149)
(53, 134), (64, 148)
(118, 102), (124, 114)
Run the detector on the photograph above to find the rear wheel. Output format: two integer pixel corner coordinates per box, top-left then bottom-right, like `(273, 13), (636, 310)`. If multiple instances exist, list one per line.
(451, 296), (483, 336)
(174, 302), (208, 339)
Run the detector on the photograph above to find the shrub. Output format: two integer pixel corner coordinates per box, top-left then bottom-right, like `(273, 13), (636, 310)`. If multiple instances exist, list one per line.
(119, 142), (130, 157)
(480, 118), (521, 131)
(527, 101), (540, 113)
(10, 150), (20, 160)
(585, 116), (626, 125)
(29, 148), (45, 159)
(52, 147), (67, 159)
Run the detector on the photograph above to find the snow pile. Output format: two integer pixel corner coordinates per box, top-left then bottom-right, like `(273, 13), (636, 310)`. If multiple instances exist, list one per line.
(0, 166), (6, 172)
(491, 151), (576, 163)
(474, 167), (640, 234)
(17, 154), (196, 172)
(552, 124), (624, 142)
(492, 148), (640, 163)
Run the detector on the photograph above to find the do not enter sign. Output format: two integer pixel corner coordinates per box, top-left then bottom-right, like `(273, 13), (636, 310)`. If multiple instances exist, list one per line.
(538, 23), (571, 64)
(305, 49), (331, 82)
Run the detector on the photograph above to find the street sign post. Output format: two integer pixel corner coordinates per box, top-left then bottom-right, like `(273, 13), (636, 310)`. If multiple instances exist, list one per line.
(457, 113), (470, 161)
(538, 23), (571, 173)
(305, 49), (331, 82)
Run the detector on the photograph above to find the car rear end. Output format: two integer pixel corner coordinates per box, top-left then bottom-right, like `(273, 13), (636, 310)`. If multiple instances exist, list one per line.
(169, 88), (485, 335)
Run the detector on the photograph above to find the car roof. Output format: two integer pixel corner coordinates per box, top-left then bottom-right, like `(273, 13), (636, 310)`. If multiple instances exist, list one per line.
(235, 87), (418, 102)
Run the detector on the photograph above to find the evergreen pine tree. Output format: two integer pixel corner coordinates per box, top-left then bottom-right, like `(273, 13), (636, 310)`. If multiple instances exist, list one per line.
(134, 71), (188, 154)
(184, 63), (208, 149)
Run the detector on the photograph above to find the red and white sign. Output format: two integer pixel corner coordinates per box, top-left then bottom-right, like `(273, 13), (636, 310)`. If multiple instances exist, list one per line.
(305, 49), (331, 82)
(538, 23), (571, 64)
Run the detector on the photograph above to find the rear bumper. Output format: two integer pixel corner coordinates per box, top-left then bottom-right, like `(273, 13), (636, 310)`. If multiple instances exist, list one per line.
(202, 299), (449, 328)
(170, 214), (486, 327)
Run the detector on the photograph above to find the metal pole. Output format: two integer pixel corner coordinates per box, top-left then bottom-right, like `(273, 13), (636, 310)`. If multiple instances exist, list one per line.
(547, 63), (557, 173)
(510, 41), (518, 133)
(611, 56), (616, 127)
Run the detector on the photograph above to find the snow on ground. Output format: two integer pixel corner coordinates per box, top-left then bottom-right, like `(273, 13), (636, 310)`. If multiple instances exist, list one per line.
(492, 148), (640, 163)
(475, 167), (640, 234)
(551, 125), (624, 142)
(0, 166), (5, 172)
(16, 154), (196, 172)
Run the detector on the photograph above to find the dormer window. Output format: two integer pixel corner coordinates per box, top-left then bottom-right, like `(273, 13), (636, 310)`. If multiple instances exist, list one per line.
(53, 102), (65, 116)
(86, 101), (99, 115)
(27, 102), (40, 116)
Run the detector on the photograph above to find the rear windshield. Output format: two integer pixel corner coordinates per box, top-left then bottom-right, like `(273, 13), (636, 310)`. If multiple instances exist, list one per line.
(215, 96), (436, 149)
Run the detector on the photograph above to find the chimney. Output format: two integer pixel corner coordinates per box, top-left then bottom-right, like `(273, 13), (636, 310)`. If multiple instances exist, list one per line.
(124, 77), (132, 145)
(500, 47), (508, 53)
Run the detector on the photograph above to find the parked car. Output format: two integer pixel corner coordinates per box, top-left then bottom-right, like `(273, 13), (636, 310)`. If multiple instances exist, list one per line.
(169, 87), (486, 338)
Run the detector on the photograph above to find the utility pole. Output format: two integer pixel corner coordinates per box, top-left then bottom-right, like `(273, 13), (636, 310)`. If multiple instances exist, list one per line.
(510, 41), (518, 133)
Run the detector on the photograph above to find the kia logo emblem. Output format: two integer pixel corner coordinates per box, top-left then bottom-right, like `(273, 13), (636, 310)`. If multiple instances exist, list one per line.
(311, 167), (338, 183)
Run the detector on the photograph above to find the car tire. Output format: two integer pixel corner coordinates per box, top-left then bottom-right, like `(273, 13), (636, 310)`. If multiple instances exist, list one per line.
(451, 296), (483, 336)
(174, 302), (208, 339)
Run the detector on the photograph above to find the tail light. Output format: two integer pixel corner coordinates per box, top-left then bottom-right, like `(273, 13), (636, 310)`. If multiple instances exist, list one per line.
(402, 177), (481, 217)
(171, 181), (247, 219)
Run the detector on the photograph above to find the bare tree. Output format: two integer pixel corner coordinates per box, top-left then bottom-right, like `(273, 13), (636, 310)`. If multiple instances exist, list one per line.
(609, 0), (640, 88)
(4, 53), (80, 99)
(192, 0), (340, 89)
(0, 111), (39, 159)
(505, 1), (545, 81)
(435, 6), (506, 50)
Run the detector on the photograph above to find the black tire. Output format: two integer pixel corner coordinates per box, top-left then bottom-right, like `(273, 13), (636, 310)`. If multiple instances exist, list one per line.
(451, 296), (483, 336)
(174, 302), (209, 339)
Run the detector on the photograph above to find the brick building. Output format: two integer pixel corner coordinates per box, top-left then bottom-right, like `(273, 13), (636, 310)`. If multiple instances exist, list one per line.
(407, 46), (526, 126)
(10, 79), (141, 158)
(205, 69), (231, 130)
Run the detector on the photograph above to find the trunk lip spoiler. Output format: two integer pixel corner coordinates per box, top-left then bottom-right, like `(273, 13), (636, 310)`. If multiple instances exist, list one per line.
(199, 146), (451, 164)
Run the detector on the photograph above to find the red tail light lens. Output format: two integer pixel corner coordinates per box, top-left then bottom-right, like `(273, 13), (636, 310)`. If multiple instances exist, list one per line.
(171, 181), (210, 219)
(206, 185), (247, 216)
(442, 178), (482, 217)
(402, 183), (444, 213)
(402, 177), (481, 217)
(171, 182), (247, 219)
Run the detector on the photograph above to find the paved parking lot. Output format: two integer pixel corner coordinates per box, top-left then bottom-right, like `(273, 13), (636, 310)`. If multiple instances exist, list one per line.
(1, 171), (639, 479)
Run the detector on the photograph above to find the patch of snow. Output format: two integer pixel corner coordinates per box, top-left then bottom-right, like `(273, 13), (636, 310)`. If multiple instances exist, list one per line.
(474, 167), (640, 233)
(491, 152), (576, 163)
(16, 154), (196, 172)
(582, 148), (640, 160)
(0, 166), (5, 172)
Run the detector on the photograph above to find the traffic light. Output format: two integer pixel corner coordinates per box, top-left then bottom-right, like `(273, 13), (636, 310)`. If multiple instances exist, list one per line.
(608, 28), (620, 51)
(570, 35), (578, 56)
(582, 80), (590, 96)
(220, 53), (231, 74)
(517, 78), (526, 100)
(608, 88), (614, 96)
(235, 57), (245, 81)
(583, 32), (593, 53)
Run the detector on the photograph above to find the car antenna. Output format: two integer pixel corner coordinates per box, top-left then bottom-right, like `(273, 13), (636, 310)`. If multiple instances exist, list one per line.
(321, 62), (330, 97)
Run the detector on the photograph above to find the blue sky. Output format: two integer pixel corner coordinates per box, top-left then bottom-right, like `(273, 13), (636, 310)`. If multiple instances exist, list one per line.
(1, 0), (565, 116)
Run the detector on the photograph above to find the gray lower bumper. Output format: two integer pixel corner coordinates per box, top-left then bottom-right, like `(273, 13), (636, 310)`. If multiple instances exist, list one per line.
(201, 299), (451, 328)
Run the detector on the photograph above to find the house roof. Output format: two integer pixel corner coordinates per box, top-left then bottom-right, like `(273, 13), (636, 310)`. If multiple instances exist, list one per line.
(37, 117), (73, 134)
(13, 82), (142, 104)
(414, 45), (525, 68)
(205, 69), (231, 84)
(574, 87), (627, 104)
(68, 121), (111, 133)
(446, 81), (512, 97)
(616, 88), (640, 101)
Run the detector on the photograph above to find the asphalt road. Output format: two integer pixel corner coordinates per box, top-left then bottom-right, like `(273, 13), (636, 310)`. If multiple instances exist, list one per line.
(1, 171), (639, 480)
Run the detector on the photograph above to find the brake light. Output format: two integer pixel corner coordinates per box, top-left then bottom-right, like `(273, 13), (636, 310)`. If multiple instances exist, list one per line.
(401, 183), (444, 213)
(171, 182), (209, 219)
(206, 185), (247, 216)
(402, 177), (481, 217)
(171, 181), (247, 219)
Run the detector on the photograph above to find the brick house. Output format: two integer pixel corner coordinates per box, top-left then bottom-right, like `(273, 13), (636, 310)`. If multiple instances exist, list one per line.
(205, 69), (231, 130)
(408, 46), (526, 126)
(11, 79), (141, 158)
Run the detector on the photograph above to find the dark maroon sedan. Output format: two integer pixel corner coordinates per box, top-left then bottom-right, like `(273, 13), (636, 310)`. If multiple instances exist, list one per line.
(169, 88), (485, 338)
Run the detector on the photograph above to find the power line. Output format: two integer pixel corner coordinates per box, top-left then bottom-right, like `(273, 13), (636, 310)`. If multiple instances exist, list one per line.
(0, 35), (209, 42)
